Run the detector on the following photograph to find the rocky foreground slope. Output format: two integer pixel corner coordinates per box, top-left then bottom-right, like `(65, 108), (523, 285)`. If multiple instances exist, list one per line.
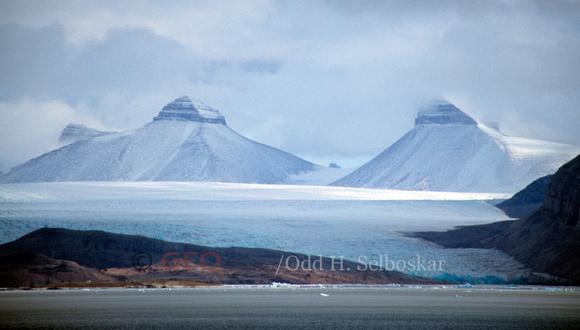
(0, 228), (429, 288)
(496, 175), (551, 218)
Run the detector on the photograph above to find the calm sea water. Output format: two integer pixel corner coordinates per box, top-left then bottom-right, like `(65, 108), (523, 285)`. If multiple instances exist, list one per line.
(1, 287), (579, 329)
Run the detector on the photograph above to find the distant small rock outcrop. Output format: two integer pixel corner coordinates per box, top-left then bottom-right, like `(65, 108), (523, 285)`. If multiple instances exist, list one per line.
(328, 163), (341, 169)
(59, 123), (113, 144)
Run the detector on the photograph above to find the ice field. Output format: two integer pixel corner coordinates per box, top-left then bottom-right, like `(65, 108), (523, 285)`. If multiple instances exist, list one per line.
(0, 182), (525, 280)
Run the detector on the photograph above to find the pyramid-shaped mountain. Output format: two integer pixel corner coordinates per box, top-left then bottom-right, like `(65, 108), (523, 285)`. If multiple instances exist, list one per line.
(333, 100), (579, 193)
(1, 96), (318, 183)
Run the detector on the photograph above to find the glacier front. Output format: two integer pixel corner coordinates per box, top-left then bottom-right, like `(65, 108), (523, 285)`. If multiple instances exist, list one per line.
(0, 182), (525, 280)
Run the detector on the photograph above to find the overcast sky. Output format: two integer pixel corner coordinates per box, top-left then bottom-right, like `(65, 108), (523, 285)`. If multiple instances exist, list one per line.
(0, 0), (579, 171)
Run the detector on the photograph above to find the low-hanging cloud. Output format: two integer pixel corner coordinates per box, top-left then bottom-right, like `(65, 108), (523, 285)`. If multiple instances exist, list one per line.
(0, 99), (102, 172)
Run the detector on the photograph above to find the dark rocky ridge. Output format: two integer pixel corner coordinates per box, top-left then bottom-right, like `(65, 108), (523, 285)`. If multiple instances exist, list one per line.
(153, 96), (226, 124)
(414, 154), (580, 283)
(0, 228), (430, 288)
(497, 175), (551, 218)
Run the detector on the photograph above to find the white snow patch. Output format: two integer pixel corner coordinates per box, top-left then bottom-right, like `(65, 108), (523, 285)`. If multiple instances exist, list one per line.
(0, 181), (510, 202)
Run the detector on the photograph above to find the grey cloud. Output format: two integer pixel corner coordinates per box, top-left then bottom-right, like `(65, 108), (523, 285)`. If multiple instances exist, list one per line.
(0, 0), (579, 168)
(240, 59), (282, 74)
(0, 24), (283, 127)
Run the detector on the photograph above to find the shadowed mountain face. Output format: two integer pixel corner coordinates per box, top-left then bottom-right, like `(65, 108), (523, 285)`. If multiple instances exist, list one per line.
(414, 154), (580, 283)
(497, 175), (551, 219)
(0, 228), (429, 288)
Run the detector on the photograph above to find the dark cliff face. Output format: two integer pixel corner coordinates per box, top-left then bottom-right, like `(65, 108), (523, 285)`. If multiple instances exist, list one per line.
(543, 156), (580, 226)
(497, 175), (551, 218)
(152, 96), (227, 125)
(414, 154), (580, 283)
(505, 155), (580, 281)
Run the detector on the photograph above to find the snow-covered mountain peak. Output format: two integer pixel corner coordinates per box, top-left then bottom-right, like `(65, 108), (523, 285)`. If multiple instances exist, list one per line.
(0, 95), (319, 184)
(415, 100), (477, 126)
(333, 100), (579, 193)
(153, 96), (226, 125)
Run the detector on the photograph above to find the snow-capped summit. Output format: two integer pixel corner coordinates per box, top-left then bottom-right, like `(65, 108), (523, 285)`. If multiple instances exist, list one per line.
(333, 101), (579, 193)
(0, 96), (318, 183)
(153, 96), (226, 124)
(59, 123), (113, 144)
(415, 100), (476, 126)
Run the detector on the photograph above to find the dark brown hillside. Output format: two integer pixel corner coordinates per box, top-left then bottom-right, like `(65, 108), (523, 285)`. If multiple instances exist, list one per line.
(0, 228), (431, 288)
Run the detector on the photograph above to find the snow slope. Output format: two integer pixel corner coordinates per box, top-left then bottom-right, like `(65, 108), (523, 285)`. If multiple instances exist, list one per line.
(0, 182), (522, 279)
(0, 97), (318, 183)
(333, 101), (579, 193)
